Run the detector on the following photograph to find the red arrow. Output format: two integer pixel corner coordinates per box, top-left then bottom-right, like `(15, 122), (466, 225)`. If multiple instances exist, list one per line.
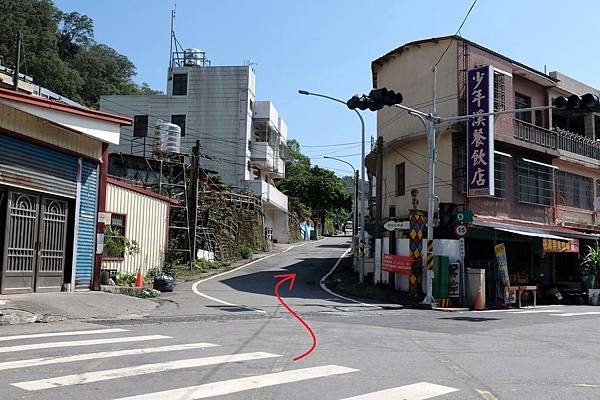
(274, 273), (317, 361)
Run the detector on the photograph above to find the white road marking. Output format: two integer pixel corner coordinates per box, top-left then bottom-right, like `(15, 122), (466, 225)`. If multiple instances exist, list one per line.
(110, 364), (357, 400)
(470, 305), (564, 313)
(191, 241), (311, 313)
(12, 352), (282, 391)
(510, 309), (564, 314)
(320, 247), (381, 309)
(338, 382), (459, 399)
(0, 342), (219, 371)
(0, 328), (129, 342)
(0, 335), (170, 354)
(550, 312), (600, 317)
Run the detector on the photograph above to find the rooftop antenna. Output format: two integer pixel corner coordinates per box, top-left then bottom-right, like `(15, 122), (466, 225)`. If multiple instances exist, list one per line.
(168, 7), (175, 71)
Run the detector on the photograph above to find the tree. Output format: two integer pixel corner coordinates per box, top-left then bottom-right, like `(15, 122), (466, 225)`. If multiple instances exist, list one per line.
(57, 11), (94, 60)
(0, 0), (161, 108)
(278, 140), (352, 234)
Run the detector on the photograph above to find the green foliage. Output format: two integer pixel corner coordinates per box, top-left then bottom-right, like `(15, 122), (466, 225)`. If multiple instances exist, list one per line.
(104, 226), (140, 257)
(0, 0), (161, 108)
(240, 244), (253, 259)
(278, 140), (352, 232)
(145, 266), (163, 283)
(582, 245), (600, 289)
(116, 272), (137, 286)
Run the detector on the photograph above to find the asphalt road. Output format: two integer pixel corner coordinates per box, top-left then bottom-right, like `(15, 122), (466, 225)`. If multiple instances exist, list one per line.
(1, 236), (600, 400)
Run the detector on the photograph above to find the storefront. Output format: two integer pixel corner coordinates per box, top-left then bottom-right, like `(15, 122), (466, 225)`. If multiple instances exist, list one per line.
(465, 217), (599, 305)
(0, 88), (129, 294)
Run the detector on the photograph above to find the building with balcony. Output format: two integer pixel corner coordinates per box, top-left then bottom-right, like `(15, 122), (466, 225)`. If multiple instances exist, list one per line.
(99, 51), (290, 243)
(368, 36), (600, 304)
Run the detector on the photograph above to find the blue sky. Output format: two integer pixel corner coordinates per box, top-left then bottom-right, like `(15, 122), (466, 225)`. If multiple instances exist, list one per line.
(54, 0), (600, 177)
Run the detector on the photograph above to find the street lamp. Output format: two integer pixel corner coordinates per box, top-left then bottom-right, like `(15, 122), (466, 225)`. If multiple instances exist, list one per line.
(298, 89), (367, 283)
(323, 155), (359, 240)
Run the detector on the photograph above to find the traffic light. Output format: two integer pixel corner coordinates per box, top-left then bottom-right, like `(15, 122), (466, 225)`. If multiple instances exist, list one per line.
(368, 88), (403, 106)
(346, 87), (403, 112)
(553, 93), (600, 113)
(438, 203), (457, 228)
(346, 95), (384, 111)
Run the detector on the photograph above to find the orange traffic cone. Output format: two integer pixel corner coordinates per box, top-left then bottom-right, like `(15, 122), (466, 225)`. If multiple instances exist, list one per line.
(473, 286), (484, 310)
(135, 268), (143, 288)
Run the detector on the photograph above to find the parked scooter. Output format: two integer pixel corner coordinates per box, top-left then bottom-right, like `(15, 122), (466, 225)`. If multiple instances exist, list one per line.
(534, 274), (565, 304)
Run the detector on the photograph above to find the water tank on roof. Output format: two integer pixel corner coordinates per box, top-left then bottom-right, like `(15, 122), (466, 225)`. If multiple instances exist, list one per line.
(153, 120), (181, 155)
(183, 48), (202, 66)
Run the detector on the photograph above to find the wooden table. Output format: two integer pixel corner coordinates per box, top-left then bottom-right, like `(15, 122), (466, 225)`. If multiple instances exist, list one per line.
(508, 285), (537, 308)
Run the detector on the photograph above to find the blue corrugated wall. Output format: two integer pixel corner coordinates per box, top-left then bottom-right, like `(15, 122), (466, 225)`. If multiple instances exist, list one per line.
(75, 159), (99, 289)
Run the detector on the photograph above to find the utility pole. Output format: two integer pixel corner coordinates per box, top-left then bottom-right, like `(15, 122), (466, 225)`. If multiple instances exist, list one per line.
(375, 136), (384, 239)
(12, 30), (22, 92)
(354, 169), (359, 239)
(189, 140), (201, 267)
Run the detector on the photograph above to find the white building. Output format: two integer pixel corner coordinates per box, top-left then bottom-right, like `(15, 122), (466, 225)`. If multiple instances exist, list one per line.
(100, 52), (290, 243)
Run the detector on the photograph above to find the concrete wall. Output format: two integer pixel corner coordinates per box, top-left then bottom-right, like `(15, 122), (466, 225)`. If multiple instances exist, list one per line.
(374, 39), (458, 145)
(103, 182), (170, 274)
(101, 66), (256, 188)
(264, 206), (290, 244)
(374, 39), (457, 220)
(382, 135), (453, 219)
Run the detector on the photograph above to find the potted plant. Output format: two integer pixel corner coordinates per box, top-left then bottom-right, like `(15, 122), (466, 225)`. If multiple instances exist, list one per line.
(581, 244), (600, 305)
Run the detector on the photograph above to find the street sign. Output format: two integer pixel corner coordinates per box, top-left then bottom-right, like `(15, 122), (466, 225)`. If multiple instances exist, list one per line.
(454, 224), (468, 238)
(455, 210), (473, 224)
(382, 254), (413, 276)
(383, 220), (410, 231)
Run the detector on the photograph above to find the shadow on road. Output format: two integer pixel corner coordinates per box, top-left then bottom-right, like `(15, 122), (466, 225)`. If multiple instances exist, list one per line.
(316, 243), (351, 249)
(438, 316), (500, 322)
(218, 253), (355, 303)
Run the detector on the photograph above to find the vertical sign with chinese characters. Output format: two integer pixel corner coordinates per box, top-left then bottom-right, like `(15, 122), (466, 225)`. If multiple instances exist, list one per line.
(467, 65), (495, 197)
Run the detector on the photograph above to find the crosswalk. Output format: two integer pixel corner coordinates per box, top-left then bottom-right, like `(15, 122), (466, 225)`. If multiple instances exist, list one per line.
(469, 305), (600, 318)
(0, 327), (460, 400)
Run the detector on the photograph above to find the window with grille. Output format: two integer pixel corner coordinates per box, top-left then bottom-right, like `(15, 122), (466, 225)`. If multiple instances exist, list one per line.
(493, 72), (506, 112)
(494, 154), (507, 199)
(556, 171), (593, 210)
(516, 159), (553, 206)
(172, 73), (188, 95)
(515, 93), (532, 123)
(133, 115), (148, 137)
(395, 163), (405, 196)
(171, 114), (186, 137)
(103, 213), (127, 260)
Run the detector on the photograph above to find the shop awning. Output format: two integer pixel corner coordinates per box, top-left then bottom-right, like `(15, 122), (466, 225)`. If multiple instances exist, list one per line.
(474, 216), (600, 241)
(495, 227), (570, 241)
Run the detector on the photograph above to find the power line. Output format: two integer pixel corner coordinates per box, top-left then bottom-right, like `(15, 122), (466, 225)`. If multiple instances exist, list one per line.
(377, 94), (457, 133)
(300, 140), (364, 148)
(434, 0), (479, 67)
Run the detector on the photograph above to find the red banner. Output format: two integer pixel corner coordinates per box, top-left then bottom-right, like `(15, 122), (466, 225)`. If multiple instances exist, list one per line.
(543, 238), (579, 253)
(382, 254), (413, 276)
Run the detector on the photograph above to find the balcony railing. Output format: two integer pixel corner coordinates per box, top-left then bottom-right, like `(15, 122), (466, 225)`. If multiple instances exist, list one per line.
(251, 141), (275, 170)
(247, 180), (288, 211)
(513, 119), (557, 149)
(555, 128), (600, 161)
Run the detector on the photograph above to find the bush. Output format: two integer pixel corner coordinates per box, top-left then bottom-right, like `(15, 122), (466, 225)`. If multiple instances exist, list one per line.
(240, 244), (253, 259)
(116, 272), (137, 286)
(145, 266), (163, 283)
